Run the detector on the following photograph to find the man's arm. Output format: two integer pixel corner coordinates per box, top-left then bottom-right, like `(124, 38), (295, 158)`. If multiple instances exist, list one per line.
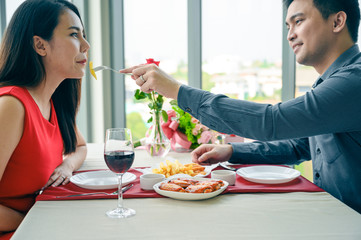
(177, 72), (361, 141)
(229, 137), (311, 165)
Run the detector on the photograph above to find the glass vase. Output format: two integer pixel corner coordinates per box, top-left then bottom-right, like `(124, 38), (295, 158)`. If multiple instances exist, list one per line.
(145, 111), (171, 157)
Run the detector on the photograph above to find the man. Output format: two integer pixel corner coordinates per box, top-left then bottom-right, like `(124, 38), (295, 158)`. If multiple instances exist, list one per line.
(121, 0), (361, 213)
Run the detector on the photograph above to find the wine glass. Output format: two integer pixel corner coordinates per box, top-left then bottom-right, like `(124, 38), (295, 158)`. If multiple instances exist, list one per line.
(104, 128), (136, 218)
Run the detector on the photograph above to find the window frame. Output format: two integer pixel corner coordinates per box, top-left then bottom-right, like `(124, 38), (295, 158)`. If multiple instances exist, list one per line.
(0, 0), (6, 40)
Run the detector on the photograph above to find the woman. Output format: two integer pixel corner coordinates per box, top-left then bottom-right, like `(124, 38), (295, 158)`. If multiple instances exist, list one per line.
(0, 0), (89, 237)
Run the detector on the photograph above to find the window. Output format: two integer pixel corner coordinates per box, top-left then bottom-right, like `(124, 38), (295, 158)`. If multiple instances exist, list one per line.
(5, 0), (24, 24)
(0, 1), (303, 147)
(123, 0), (187, 141)
(202, 0), (283, 105)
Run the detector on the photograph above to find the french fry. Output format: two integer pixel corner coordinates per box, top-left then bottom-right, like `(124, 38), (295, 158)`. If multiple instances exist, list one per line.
(151, 159), (206, 177)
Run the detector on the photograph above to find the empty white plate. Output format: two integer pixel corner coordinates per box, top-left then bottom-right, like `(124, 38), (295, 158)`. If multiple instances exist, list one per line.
(236, 165), (300, 184)
(70, 170), (136, 190)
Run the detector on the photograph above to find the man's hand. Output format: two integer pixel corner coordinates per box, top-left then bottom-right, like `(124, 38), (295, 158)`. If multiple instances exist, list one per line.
(191, 144), (233, 165)
(119, 64), (181, 99)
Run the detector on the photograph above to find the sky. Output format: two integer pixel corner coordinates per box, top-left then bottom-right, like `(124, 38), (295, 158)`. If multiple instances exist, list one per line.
(123, 0), (283, 64)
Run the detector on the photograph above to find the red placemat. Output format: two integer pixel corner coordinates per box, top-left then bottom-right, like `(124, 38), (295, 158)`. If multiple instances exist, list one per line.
(36, 168), (163, 201)
(222, 165), (324, 193)
(0, 232), (14, 240)
(36, 165), (323, 201)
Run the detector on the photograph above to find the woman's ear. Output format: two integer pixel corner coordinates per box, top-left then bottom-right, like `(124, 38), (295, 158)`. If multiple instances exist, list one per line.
(332, 11), (347, 33)
(33, 36), (47, 56)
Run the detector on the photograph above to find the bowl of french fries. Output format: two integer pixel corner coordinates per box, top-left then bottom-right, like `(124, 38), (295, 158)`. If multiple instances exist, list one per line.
(149, 159), (215, 178)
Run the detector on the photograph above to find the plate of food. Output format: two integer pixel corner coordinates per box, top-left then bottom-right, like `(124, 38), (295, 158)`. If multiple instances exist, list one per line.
(236, 165), (301, 184)
(142, 159), (217, 179)
(153, 177), (228, 200)
(70, 170), (136, 190)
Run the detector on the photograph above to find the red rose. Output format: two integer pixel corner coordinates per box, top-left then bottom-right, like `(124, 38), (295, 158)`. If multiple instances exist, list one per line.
(146, 58), (160, 66)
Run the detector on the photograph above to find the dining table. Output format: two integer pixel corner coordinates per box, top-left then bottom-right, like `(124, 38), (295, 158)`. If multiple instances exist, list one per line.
(11, 143), (361, 240)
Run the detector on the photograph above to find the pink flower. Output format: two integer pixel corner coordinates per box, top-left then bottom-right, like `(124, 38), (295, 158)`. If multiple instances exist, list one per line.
(201, 124), (209, 131)
(192, 124), (202, 136)
(166, 109), (177, 123)
(191, 117), (199, 124)
(198, 131), (213, 144)
(210, 131), (219, 143)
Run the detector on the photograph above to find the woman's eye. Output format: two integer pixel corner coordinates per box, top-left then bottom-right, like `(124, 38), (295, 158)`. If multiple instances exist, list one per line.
(70, 32), (78, 38)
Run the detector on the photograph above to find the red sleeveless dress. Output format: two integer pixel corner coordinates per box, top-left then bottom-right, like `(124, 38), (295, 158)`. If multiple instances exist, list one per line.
(0, 86), (63, 213)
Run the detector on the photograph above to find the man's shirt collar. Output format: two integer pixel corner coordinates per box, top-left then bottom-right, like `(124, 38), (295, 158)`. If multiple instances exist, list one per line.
(321, 44), (360, 80)
(312, 44), (360, 89)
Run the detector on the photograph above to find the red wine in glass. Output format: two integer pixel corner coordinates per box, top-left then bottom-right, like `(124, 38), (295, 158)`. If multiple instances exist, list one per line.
(104, 128), (136, 218)
(104, 151), (134, 174)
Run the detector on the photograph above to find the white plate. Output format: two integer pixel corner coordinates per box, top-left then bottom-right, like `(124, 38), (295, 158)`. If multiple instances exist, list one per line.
(153, 178), (228, 200)
(70, 170), (136, 190)
(236, 165), (300, 184)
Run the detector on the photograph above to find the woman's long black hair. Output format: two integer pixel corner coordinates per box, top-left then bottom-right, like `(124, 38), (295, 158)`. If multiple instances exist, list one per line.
(0, 0), (84, 154)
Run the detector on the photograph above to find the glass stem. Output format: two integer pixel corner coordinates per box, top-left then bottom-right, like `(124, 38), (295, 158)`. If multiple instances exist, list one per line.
(117, 174), (123, 210)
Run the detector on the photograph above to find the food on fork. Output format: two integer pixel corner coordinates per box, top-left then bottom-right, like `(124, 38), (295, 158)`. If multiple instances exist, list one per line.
(152, 160), (206, 178)
(159, 178), (224, 193)
(89, 61), (97, 80)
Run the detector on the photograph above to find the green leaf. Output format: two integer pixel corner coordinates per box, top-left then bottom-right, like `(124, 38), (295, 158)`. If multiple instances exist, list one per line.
(147, 116), (153, 123)
(148, 102), (154, 109)
(162, 110), (168, 123)
(170, 99), (178, 106)
(156, 101), (163, 110)
(134, 89), (147, 100)
(133, 140), (141, 148)
(157, 95), (164, 104)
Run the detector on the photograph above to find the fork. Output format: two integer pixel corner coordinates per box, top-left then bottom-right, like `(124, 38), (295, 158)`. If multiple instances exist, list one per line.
(57, 184), (133, 198)
(59, 191), (118, 198)
(92, 65), (132, 75)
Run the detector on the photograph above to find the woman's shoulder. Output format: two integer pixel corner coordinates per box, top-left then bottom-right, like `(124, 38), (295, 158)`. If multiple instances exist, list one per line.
(0, 86), (32, 107)
(0, 94), (25, 116)
(0, 94), (25, 134)
(0, 86), (26, 113)
(0, 85), (28, 95)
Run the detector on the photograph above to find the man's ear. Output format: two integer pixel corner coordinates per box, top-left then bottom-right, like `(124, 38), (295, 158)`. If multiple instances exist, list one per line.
(332, 11), (347, 33)
(33, 36), (47, 56)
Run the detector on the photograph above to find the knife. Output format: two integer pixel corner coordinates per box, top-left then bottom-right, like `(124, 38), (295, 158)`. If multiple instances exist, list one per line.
(58, 184), (133, 198)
